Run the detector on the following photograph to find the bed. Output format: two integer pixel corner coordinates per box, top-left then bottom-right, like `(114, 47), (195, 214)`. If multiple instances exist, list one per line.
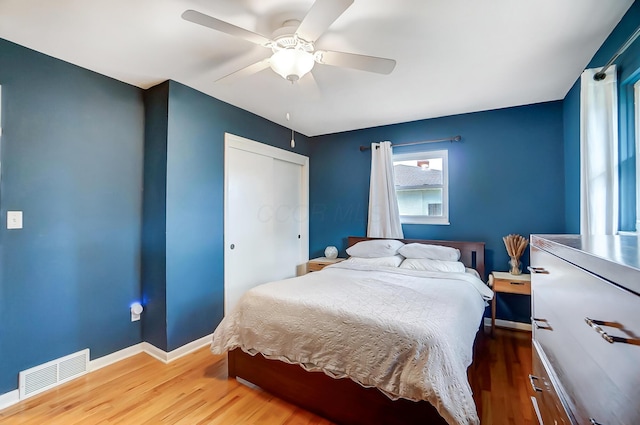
(211, 236), (492, 425)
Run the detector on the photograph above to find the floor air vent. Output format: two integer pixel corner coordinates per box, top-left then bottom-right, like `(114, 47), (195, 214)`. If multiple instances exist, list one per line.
(19, 349), (89, 399)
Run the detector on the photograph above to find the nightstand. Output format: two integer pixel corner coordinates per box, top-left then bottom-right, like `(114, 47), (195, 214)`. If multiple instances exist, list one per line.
(489, 271), (531, 337)
(307, 257), (346, 272)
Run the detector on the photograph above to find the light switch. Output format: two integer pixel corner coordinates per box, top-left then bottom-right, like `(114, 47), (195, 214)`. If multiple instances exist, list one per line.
(7, 211), (23, 229)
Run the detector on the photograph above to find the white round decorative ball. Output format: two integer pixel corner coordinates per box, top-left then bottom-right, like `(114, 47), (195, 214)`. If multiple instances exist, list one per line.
(324, 246), (338, 259)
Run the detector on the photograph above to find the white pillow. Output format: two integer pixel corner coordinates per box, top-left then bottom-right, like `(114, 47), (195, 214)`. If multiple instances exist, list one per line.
(346, 255), (404, 267)
(346, 239), (405, 258)
(399, 258), (466, 273)
(397, 243), (460, 261)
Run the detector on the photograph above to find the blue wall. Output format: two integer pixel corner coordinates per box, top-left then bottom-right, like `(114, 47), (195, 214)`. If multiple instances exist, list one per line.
(563, 2), (640, 232)
(143, 80), (311, 351)
(0, 38), (310, 393)
(310, 102), (566, 322)
(141, 82), (170, 350)
(0, 39), (145, 393)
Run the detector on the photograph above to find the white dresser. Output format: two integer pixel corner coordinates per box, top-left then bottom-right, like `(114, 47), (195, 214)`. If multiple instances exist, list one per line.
(530, 234), (640, 425)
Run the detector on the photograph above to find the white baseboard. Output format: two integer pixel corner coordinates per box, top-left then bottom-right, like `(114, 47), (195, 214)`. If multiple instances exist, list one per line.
(0, 390), (19, 411)
(167, 333), (213, 362)
(90, 343), (144, 372)
(0, 333), (213, 412)
(484, 317), (532, 332)
(141, 342), (169, 363)
(142, 333), (213, 364)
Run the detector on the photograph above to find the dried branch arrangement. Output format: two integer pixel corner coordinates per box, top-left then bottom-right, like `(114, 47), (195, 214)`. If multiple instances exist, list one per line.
(503, 234), (528, 274)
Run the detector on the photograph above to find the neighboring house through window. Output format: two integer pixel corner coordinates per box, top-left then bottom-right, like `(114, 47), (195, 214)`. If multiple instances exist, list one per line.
(393, 149), (449, 225)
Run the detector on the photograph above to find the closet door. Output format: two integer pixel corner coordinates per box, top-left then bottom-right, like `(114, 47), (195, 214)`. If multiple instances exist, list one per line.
(225, 147), (274, 315)
(224, 134), (308, 314)
(271, 158), (304, 278)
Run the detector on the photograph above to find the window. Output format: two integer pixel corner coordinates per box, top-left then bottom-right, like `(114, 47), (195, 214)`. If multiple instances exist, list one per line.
(635, 80), (640, 232)
(393, 149), (449, 225)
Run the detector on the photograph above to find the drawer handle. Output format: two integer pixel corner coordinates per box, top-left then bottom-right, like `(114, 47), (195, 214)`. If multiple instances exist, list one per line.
(584, 317), (640, 345)
(585, 317), (614, 343)
(531, 317), (552, 330)
(527, 266), (549, 274)
(528, 375), (543, 392)
(509, 281), (525, 285)
(589, 419), (603, 425)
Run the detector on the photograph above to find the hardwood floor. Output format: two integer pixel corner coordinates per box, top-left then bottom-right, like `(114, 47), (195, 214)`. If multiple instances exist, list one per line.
(0, 328), (535, 425)
(472, 328), (536, 425)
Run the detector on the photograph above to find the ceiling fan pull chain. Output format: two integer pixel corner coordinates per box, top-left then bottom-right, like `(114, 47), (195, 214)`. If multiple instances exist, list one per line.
(287, 113), (295, 148)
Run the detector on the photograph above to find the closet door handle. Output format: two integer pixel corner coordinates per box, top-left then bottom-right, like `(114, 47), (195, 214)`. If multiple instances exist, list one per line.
(230, 244), (235, 250)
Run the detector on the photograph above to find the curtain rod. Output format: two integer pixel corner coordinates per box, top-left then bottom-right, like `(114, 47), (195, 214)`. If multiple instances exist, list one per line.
(594, 25), (640, 81)
(359, 135), (461, 151)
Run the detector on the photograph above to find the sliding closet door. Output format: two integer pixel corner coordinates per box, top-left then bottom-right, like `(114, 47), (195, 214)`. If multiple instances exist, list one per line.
(225, 147), (274, 314)
(224, 134), (309, 314)
(271, 158), (304, 278)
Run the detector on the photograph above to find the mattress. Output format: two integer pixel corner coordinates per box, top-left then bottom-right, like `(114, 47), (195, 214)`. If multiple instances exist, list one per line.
(211, 261), (493, 425)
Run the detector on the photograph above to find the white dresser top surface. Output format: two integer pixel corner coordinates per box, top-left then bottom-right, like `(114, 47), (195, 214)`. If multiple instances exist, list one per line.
(532, 234), (640, 295)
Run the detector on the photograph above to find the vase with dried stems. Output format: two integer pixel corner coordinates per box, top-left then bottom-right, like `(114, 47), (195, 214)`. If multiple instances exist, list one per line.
(503, 234), (528, 275)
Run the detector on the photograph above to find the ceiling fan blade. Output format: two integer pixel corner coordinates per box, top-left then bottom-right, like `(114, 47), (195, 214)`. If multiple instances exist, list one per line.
(182, 10), (271, 46)
(316, 50), (396, 74)
(216, 59), (271, 83)
(298, 72), (322, 99)
(295, 0), (354, 42)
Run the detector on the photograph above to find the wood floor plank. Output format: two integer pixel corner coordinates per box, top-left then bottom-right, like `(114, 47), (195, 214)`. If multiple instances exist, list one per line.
(0, 328), (535, 424)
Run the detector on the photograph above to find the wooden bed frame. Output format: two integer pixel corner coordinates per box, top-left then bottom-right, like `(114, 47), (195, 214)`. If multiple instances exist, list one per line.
(228, 236), (486, 425)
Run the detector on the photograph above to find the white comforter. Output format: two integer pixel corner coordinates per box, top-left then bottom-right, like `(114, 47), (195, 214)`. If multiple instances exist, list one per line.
(211, 262), (493, 425)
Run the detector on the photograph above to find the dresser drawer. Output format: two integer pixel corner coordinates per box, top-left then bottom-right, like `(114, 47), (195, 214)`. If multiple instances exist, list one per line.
(531, 342), (572, 425)
(492, 276), (531, 295)
(308, 261), (327, 272)
(532, 247), (640, 425)
(307, 258), (345, 273)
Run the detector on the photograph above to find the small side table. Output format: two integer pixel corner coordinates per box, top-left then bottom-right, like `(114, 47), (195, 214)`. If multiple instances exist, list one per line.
(307, 257), (346, 273)
(489, 271), (531, 337)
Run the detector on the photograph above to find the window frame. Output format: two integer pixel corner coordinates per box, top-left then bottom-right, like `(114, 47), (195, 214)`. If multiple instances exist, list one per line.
(635, 80), (640, 232)
(617, 68), (639, 234)
(393, 149), (449, 225)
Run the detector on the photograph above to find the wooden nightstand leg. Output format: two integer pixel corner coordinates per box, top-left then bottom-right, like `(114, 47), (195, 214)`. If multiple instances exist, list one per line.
(491, 294), (496, 338)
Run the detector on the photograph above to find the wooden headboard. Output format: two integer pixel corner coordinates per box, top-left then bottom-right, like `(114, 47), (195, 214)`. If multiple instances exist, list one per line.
(347, 236), (486, 279)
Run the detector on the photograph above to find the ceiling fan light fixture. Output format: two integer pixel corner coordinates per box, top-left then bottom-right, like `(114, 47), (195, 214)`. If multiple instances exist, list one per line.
(270, 48), (315, 82)
(182, 1), (396, 85)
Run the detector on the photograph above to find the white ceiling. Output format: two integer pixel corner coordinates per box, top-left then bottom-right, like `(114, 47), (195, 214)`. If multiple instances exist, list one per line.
(0, 0), (633, 136)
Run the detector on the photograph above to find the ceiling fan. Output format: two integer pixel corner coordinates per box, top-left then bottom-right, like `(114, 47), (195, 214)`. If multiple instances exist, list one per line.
(181, 0), (396, 84)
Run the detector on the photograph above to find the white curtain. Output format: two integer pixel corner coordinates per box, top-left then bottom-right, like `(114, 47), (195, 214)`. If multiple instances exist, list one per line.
(367, 141), (404, 238)
(580, 66), (618, 235)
